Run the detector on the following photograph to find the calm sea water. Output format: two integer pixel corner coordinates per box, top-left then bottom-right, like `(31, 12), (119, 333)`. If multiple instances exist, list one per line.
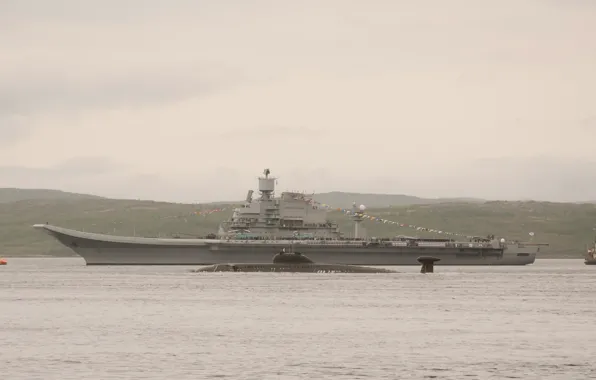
(1, 258), (595, 379)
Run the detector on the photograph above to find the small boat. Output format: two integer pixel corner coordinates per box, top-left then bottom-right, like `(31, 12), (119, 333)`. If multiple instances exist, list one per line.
(0, 258), (7, 265)
(585, 241), (596, 265)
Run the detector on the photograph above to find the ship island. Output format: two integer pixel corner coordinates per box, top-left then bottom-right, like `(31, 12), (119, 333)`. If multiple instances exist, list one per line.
(33, 168), (543, 266)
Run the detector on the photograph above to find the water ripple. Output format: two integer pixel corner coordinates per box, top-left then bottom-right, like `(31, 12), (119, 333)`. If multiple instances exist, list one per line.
(0, 258), (595, 379)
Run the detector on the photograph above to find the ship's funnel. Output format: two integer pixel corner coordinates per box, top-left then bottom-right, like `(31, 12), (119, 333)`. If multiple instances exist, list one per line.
(417, 256), (440, 273)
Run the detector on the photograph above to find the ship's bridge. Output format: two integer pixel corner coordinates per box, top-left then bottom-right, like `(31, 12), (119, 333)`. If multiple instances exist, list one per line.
(218, 169), (342, 240)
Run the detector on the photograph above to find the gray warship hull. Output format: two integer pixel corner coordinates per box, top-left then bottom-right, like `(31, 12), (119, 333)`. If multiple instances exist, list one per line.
(34, 224), (538, 266)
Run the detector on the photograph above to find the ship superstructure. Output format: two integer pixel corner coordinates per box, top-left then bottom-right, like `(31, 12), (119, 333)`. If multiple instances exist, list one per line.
(217, 169), (342, 240)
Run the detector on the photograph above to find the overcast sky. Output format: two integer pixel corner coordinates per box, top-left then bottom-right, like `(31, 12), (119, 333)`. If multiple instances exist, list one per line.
(1, 0), (595, 202)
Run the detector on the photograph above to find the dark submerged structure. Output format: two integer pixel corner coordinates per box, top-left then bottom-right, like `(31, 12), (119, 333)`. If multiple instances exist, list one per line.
(192, 250), (440, 273)
(192, 249), (397, 273)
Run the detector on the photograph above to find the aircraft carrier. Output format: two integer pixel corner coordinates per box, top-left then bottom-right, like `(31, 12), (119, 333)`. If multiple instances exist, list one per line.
(33, 168), (543, 266)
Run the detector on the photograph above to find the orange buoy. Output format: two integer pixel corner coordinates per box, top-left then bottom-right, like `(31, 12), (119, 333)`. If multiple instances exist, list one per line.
(0, 259), (7, 265)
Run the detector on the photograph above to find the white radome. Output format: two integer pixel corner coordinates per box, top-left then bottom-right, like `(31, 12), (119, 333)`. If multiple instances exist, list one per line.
(359, 204), (366, 211)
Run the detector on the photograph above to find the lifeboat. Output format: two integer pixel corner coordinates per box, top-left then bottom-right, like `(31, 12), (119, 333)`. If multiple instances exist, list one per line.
(0, 258), (7, 265)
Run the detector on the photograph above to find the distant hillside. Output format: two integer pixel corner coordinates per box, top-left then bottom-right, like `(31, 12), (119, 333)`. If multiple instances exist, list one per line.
(1, 196), (595, 258)
(0, 187), (486, 208)
(313, 191), (485, 209)
(0, 188), (103, 203)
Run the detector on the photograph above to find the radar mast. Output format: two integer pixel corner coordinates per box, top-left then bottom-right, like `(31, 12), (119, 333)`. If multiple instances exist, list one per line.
(258, 168), (276, 201)
(351, 202), (366, 239)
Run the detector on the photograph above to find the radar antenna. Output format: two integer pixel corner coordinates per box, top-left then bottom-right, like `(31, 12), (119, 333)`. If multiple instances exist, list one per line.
(258, 168), (276, 201)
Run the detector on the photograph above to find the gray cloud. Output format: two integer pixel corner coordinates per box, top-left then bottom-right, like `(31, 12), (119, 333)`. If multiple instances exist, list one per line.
(0, 157), (164, 200)
(1, 0), (595, 203)
(0, 63), (240, 115)
(418, 156), (596, 202)
(218, 126), (323, 140)
(0, 157), (123, 184)
(2, 156), (595, 204)
(541, 0), (596, 8)
(0, 158), (244, 202)
(272, 157), (596, 204)
(0, 0), (201, 23)
(0, 114), (31, 146)
(51, 156), (127, 175)
(0, 1), (263, 116)
(579, 117), (596, 131)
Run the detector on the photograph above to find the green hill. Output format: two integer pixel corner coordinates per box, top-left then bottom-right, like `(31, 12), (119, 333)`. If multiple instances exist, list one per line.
(312, 191), (484, 209)
(1, 194), (594, 258)
(0, 188), (484, 208)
